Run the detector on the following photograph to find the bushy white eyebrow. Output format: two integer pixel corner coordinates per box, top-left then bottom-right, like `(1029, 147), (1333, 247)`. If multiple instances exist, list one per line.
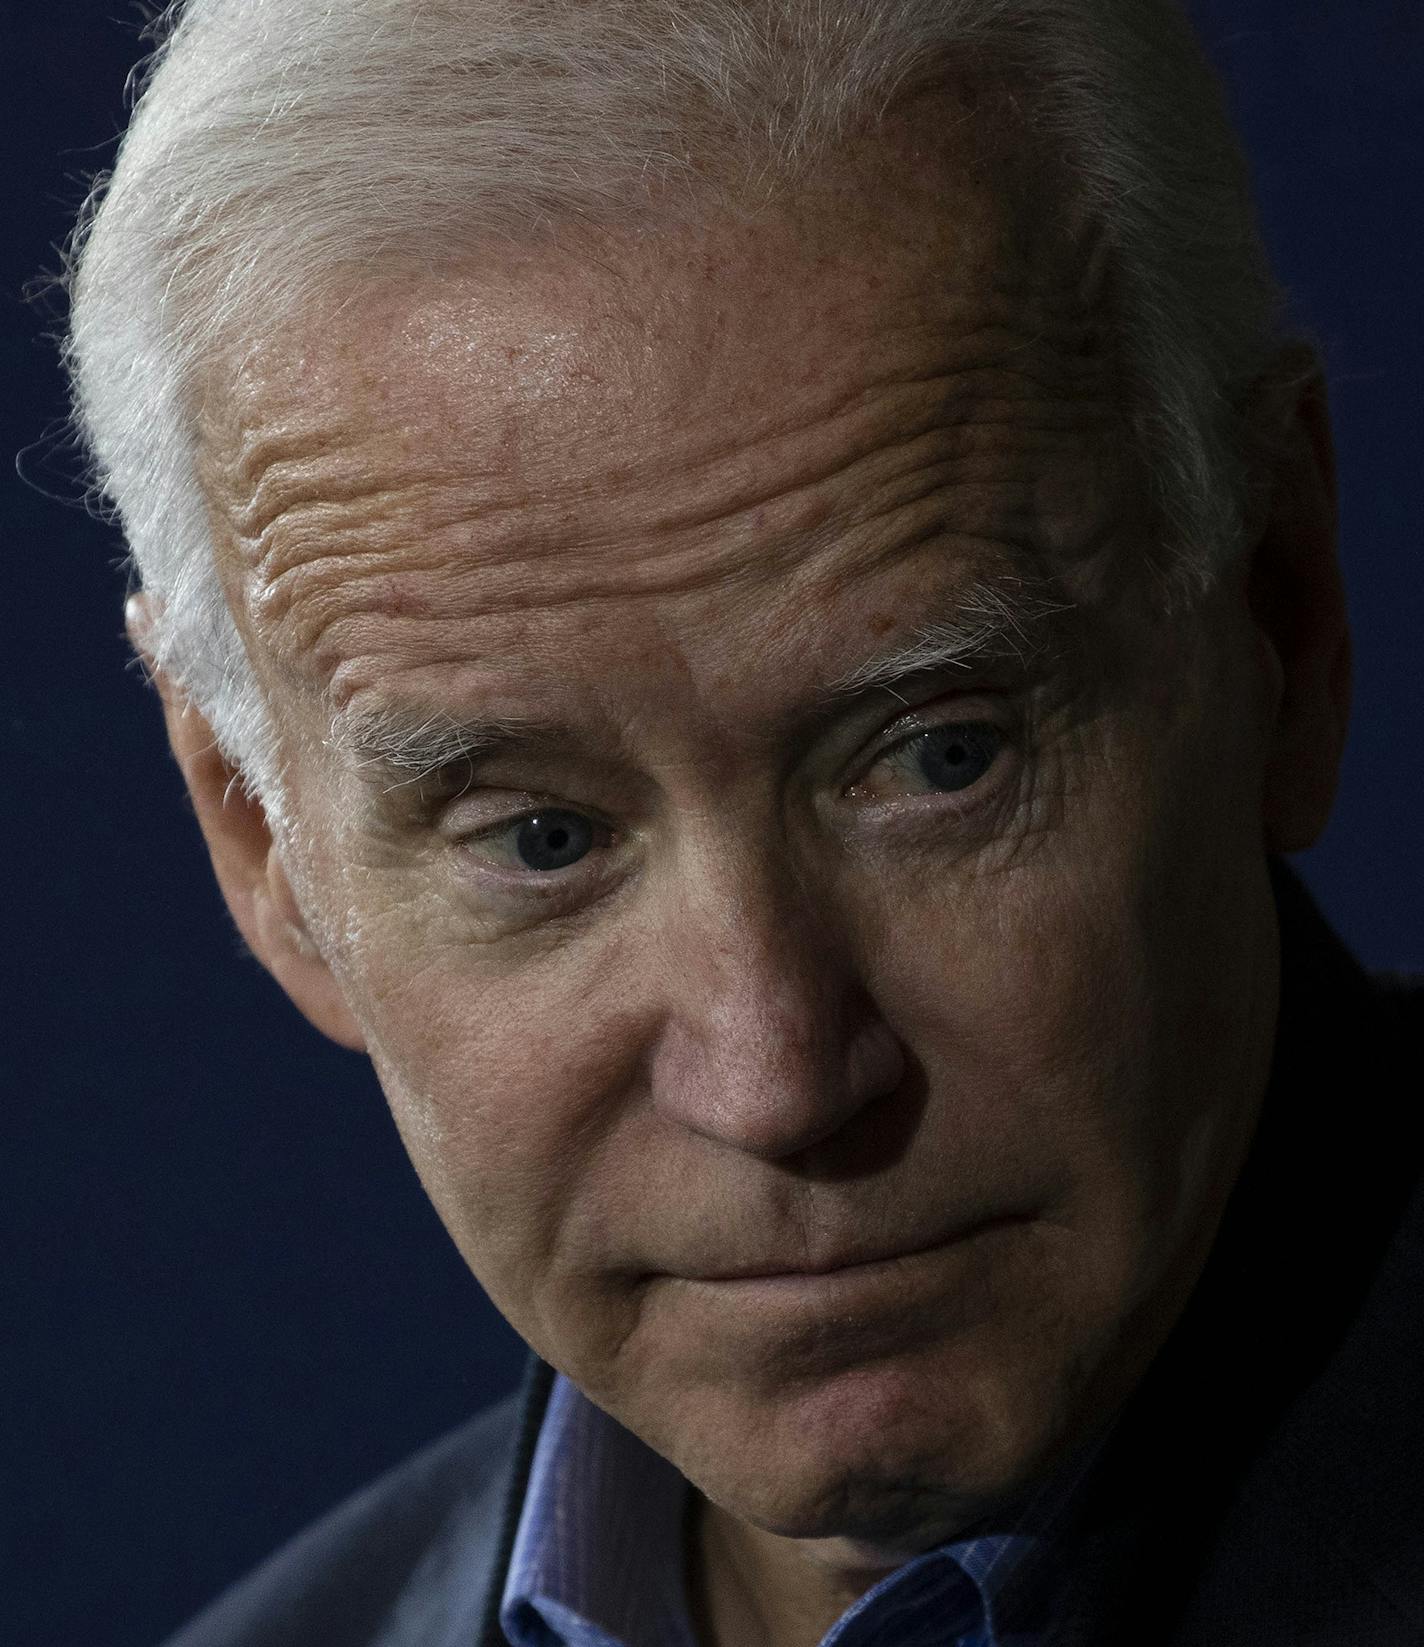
(823, 574), (1073, 698)
(327, 706), (548, 791)
(327, 572), (1074, 790)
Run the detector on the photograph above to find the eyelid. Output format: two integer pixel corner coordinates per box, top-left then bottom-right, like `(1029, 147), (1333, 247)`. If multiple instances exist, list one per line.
(849, 695), (1011, 778)
(441, 789), (588, 834)
(443, 800), (618, 885)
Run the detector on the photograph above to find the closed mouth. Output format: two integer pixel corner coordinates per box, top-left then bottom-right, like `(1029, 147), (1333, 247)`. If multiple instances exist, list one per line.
(684, 1213), (1024, 1285)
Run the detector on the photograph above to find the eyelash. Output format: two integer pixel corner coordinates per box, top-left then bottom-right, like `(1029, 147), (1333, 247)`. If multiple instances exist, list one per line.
(846, 718), (1009, 804)
(447, 709), (1015, 887)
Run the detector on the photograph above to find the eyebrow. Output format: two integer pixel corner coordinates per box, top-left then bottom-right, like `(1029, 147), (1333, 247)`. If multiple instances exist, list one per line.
(820, 572), (1072, 698)
(327, 570), (1074, 791)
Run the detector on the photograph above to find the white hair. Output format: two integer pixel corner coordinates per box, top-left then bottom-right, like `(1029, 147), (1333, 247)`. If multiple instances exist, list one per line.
(64, 0), (1294, 825)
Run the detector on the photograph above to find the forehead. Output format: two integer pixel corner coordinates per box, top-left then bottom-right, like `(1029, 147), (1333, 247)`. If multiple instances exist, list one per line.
(202, 110), (1097, 451)
(195, 108), (1125, 732)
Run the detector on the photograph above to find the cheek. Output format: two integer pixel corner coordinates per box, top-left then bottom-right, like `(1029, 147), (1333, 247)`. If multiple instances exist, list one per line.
(869, 854), (1160, 1231)
(343, 918), (653, 1353)
(861, 749), (1267, 1277)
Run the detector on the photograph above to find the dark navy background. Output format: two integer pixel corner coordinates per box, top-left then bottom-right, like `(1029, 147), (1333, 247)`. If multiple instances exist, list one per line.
(5, 3), (1420, 1644)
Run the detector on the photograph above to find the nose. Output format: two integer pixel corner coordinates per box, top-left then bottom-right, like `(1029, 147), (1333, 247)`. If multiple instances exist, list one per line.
(644, 857), (906, 1161)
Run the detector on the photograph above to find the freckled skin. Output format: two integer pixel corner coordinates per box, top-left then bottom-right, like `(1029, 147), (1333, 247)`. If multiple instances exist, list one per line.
(181, 101), (1331, 1647)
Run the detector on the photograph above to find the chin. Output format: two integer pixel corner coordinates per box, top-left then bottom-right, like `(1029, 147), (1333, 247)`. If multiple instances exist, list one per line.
(674, 1336), (1079, 1548)
(740, 1471), (1007, 1554)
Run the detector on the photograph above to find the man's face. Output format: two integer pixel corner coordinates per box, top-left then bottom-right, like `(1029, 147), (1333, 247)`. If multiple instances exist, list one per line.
(197, 113), (1284, 1553)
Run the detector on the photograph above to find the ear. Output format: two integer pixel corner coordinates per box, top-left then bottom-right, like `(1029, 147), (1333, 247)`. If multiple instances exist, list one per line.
(1242, 365), (1352, 853)
(130, 599), (367, 1052)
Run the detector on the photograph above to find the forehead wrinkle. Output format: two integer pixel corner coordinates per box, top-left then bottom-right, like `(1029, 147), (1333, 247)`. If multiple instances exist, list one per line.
(229, 353), (1119, 676)
(272, 513), (1072, 712)
(246, 442), (1115, 710)
(637, 363), (1119, 544)
(219, 325), (1115, 568)
(201, 259), (1117, 562)
(197, 413), (478, 577)
(599, 294), (1111, 469)
(229, 459), (472, 559)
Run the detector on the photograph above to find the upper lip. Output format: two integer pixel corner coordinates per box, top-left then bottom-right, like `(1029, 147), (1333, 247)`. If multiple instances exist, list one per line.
(683, 1213), (1016, 1282)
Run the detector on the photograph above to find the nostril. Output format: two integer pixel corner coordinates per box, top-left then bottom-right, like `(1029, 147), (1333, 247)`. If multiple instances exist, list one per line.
(846, 1015), (909, 1109)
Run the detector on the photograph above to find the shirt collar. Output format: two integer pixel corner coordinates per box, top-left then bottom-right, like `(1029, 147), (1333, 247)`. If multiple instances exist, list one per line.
(499, 1374), (697, 1647)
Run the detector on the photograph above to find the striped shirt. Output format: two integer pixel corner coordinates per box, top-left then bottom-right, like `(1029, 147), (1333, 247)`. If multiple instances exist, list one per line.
(500, 1374), (1111, 1647)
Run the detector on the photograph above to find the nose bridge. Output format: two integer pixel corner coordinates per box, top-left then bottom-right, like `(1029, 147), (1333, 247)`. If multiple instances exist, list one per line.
(647, 843), (901, 1159)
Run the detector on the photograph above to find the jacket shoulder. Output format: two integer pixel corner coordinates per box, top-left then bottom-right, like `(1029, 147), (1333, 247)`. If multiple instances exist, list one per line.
(162, 1393), (523, 1647)
(1168, 964), (1424, 1644)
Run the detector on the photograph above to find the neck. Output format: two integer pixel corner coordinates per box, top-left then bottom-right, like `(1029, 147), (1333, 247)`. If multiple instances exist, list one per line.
(685, 1495), (910, 1647)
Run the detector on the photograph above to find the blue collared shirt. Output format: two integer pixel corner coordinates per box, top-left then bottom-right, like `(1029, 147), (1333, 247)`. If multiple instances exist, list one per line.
(500, 1375), (1108, 1647)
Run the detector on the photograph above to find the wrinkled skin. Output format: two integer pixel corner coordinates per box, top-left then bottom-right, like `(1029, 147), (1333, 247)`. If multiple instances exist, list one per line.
(158, 99), (1347, 1646)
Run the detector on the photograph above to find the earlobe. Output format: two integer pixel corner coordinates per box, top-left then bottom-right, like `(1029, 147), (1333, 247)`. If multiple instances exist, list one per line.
(131, 604), (368, 1053)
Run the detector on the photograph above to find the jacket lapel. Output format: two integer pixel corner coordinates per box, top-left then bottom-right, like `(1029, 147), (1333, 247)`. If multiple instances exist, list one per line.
(1059, 860), (1424, 1644)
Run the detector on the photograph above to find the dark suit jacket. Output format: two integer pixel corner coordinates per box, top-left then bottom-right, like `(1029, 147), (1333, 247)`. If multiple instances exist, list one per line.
(165, 860), (1424, 1646)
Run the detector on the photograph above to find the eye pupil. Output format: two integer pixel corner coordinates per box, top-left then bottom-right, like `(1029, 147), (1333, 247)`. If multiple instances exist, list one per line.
(515, 811), (594, 871)
(917, 724), (999, 792)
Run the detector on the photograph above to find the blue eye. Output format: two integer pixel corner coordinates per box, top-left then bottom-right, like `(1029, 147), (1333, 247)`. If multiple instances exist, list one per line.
(513, 810), (596, 871)
(906, 723), (1002, 792)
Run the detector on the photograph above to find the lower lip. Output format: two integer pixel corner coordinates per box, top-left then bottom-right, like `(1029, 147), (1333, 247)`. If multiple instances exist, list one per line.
(659, 1221), (1033, 1373)
(688, 1218), (1019, 1302)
